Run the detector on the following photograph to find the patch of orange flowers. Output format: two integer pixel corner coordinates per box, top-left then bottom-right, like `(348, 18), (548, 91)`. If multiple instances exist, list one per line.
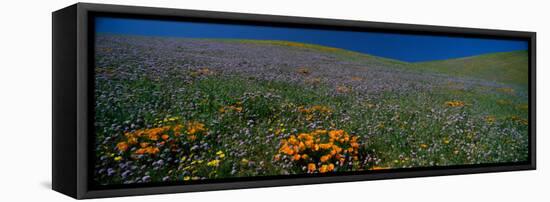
(194, 67), (214, 76)
(186, 121), (206, 141)
(298, 105), (332, 114)
(219, 102), (243, 114)
(298, 105), (332, 121)
(336, 85), (351, 94)
(135, 146), (160, 155)
(350, 76), (363, 81)
(115, 121), (207, 156)
(276, 129), (361, 174)
(444, 101), (465, 107)
(305, 77), (322, 85)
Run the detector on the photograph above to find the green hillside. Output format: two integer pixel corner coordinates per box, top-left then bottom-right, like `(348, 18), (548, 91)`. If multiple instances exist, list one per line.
(217, 39), (409, 67)
(222, 40), (528, 85)
(411, 50), (529, 85)
(212, 39), (528, 86)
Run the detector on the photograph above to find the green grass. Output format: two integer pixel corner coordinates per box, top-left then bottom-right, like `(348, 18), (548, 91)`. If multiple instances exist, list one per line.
(412, 50), (529, 85)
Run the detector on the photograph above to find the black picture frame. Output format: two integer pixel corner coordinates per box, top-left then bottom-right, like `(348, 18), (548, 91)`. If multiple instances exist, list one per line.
(52, 2), (536, 199)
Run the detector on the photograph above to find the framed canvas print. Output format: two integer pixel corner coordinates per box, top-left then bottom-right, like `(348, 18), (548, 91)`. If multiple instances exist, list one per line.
(52, 3), (536, 199)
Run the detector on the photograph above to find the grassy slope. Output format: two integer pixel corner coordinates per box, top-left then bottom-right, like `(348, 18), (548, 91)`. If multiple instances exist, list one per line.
(189, 39), (529, 122)
(219, 39), (528, 86)
(101, 34), (527, 85)
(412, 50), (529, 85)
(216, 39), (409, 67)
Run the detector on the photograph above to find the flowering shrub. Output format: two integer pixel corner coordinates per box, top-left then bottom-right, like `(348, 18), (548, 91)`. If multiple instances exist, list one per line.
(275, 129), (362, 173)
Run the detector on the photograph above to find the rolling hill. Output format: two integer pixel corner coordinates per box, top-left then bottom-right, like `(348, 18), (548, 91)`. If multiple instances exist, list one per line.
(216, 39), (409, 67)
(219, 39), (528, 85)
(411, 50), (529, 85)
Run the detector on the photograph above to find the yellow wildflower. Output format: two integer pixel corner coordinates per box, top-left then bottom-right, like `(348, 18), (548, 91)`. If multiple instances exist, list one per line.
(216, 150), (225, 158)
(485, 115), (496, 124)
(207, 159), (220, 167)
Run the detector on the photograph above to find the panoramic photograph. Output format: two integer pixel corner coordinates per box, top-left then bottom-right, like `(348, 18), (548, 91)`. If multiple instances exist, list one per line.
(92, 17), (529, 186)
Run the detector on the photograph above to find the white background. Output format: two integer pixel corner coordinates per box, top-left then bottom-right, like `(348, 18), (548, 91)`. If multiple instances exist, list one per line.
(0, 0), (547, 201)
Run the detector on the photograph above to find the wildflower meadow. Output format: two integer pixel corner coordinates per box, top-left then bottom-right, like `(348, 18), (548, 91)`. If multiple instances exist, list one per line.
(93, 35), (529, 185)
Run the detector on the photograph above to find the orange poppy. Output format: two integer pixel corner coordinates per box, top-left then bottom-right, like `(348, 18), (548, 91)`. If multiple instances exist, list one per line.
(116, 142), (129, 152)
(307, 163), (316, 173)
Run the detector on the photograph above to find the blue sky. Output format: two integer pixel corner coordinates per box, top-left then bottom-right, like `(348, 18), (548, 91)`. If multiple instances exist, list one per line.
(96, 17), (528, 62)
